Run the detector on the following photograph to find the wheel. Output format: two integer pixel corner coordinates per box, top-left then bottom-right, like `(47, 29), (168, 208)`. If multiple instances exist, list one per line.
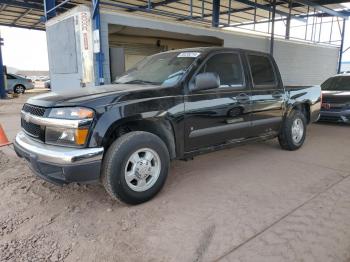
(14, 85), (25, 94)
(278, 110), (307, 151)
(101, 131), (170, 205)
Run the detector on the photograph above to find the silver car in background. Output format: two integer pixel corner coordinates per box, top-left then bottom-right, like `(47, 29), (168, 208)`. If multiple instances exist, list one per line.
(6, 73), (34, 94)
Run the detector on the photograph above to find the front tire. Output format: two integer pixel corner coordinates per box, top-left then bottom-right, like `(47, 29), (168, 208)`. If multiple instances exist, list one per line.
(278, 110), (307, 151)
(101, 131), (170, 205)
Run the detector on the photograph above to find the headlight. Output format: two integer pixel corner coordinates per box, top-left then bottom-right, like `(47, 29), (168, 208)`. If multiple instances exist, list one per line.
(48, 107), (94, 120)
(46, 107), (94, 147)
(45, 127), (90, 147)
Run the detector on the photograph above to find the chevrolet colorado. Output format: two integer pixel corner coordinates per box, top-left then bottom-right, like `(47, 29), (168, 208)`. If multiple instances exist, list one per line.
(14, 47), (321, 204)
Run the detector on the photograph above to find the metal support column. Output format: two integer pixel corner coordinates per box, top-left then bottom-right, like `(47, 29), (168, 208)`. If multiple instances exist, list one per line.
(92, 0), (104, 85)
(0, 36), (6, 99)
(212, 0), (220, 27)
(338, 18), (346, 74)
(329, 17), (333, 44)
(270, 0), (276, 56)
(304, 6), (309, 40)
(285, 0), (292, 39)
(44, 0), (56, 20)
(228, 0), (232, 25)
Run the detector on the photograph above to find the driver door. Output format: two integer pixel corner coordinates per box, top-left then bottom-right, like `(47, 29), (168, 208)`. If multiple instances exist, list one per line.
(184, 51), (252, 152)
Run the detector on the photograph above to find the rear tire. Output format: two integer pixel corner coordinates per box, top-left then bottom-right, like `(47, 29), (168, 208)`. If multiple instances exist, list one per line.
(101, 131), (170, 205)
(14, 85), (25, 94)
(278, 110), (307, 151)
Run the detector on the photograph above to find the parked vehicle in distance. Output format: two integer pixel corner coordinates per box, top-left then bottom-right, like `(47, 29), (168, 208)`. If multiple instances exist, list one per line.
(44, 80), (51, 89)
(14, 47), (321, 204)
(319, 74), (350, 123)
(6, 73), (34, 94)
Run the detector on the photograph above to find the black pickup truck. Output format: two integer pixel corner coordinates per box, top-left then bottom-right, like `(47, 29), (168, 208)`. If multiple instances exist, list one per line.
(14, 47), (321, 204)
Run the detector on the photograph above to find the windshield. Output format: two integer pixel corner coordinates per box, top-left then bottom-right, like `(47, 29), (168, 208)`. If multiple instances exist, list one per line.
(115, 51), (201, 87)
(321, 76), (350, 91)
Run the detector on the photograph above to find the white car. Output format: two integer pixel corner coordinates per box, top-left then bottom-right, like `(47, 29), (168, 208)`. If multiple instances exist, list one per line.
(6, 73), (35, 94)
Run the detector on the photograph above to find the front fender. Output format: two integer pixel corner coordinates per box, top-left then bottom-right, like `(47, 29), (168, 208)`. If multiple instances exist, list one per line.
(88, 99), (185, 159)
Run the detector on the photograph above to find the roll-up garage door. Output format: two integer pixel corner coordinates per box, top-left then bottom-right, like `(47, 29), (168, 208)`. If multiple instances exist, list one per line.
(109, 41), (166, 79)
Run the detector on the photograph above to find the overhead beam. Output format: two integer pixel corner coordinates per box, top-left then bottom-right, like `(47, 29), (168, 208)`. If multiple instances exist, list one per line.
(234, 0), (305, 22)
(128, 0), (182, 11)
(0, 0), (43, 11)
(310, 0), (350, 5)
(0, 22), (44, 30)
(0, 4), (7, 12)
(181, 3), (271, 21)
(12, 8), (31, 25)
(292, 0), (348, 19)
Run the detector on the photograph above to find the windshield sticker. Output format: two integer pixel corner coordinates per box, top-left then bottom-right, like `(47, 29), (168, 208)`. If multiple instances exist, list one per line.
(177, 52), (201, 58)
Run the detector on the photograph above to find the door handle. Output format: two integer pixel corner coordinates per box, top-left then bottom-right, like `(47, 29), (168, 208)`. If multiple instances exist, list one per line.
(272, 91), (283, 98)
(237, 93), (250, 102)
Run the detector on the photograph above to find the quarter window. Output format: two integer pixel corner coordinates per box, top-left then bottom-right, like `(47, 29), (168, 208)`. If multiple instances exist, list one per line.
(248, 55), (277, 87)
(200, 53), (244, 87)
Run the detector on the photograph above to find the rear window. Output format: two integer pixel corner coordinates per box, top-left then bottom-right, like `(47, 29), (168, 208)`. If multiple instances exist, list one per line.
(321, 76), (350, 91)
(248, 55), (277, 87)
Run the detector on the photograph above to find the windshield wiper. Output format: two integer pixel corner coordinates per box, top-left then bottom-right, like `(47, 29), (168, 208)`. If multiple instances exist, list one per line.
(121, 80), (160, 85)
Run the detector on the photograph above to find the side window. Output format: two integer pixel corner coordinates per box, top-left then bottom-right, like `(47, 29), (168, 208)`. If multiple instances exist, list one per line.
(6, 74), (15, 80)
(200, 53), (244, 87)
(248, 55), (277, 87)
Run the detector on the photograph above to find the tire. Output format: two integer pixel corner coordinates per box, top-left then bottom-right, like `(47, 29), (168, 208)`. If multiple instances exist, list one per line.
(278, 110), (307, 151)
(101, 131), (170, 205)
(14, 85), (25, 94)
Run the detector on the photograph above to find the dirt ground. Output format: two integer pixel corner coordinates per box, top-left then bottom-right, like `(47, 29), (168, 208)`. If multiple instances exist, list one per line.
(1, 92), (350, 262)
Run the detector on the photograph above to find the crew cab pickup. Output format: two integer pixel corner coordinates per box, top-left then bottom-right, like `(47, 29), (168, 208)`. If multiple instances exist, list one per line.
(14, 47), (321, 204)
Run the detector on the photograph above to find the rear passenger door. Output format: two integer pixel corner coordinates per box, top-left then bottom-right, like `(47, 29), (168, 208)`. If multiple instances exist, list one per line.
(246, 53), (285, 136)
(184, 51), (252, 152)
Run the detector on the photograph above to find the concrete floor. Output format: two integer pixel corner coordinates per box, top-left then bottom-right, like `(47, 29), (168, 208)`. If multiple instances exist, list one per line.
(1, 92), (350, 262)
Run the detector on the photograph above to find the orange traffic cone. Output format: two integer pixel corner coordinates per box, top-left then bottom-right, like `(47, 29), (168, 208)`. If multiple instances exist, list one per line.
(0, 124), (11, 147)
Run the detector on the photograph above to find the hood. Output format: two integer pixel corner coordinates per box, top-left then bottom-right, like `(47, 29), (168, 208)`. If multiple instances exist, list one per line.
(26, 84), (162, 108)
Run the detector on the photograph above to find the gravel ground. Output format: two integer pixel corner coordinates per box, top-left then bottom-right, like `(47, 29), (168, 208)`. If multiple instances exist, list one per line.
(1, 92), (350, 262)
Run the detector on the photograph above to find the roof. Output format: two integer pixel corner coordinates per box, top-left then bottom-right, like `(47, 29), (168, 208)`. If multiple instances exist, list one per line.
(162, 46), (270, 55)
(0, 0), (349, 31)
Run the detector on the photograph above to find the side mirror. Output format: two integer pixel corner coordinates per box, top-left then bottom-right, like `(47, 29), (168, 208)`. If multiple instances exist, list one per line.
(192, 72), (220, 91)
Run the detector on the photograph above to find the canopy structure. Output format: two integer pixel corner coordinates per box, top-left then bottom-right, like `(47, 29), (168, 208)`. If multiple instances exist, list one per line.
(0, 0), (348, 31)
(0, 0), (349, 93)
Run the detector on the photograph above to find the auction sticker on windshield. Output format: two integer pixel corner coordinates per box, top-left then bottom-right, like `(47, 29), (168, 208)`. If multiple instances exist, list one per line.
(177, 52), (201, 58)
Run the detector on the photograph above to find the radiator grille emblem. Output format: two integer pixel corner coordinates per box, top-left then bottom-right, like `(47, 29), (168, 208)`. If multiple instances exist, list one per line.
(23, 112), (31, 123)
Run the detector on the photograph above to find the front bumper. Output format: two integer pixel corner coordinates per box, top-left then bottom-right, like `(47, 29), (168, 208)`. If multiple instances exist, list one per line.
(25, 83), (35, 90)
(319, 109), (350, 123)
(14, 131), (104, 185)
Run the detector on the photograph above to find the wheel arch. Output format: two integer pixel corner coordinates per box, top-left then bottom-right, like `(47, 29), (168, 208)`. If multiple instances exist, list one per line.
(287, 102), (311, 124)
(101, 117), (177, 159)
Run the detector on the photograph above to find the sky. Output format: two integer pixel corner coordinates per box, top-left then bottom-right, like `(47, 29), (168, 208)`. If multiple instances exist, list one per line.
(0, 16), (349, 71)
(0, 26), (49, 71)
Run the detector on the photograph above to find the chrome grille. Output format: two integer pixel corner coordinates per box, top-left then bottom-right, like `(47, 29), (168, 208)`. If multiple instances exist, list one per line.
(21, 119), (42, 138)
(21, 104), (46, 140)
(22, 104), (46, 117)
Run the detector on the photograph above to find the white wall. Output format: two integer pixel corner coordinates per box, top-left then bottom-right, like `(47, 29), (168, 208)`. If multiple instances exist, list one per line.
(100, 10), (339, 86)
